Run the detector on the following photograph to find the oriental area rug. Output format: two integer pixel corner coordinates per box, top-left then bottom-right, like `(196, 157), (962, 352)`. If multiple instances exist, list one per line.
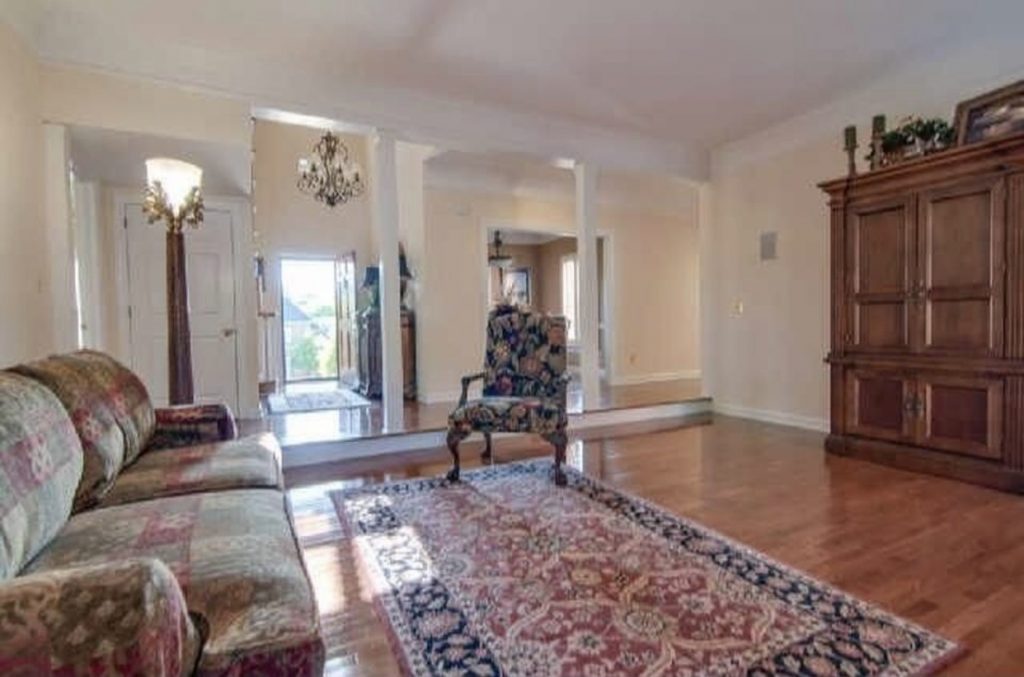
(330, 460), (959, 676)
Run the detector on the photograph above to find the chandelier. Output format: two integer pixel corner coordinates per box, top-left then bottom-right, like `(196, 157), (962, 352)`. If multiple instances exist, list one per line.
(297, 131), (366, 207)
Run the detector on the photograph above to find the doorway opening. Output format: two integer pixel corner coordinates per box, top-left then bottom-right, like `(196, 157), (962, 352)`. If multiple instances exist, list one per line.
(281, 257), (339, 383)
(271, 255), (368, 414)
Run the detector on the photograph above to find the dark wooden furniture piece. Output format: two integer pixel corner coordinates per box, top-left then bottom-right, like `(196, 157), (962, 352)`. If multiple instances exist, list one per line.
(356, 308), (416, 400)
(820, 133), (1024, 493)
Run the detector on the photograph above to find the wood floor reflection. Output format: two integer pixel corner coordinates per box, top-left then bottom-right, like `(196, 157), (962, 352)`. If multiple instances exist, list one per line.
(287, 415), (1024, 676)
(256, 377), (703, 446)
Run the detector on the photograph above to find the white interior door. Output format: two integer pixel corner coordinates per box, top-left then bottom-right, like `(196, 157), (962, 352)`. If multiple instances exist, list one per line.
(126, 203), (239, 411)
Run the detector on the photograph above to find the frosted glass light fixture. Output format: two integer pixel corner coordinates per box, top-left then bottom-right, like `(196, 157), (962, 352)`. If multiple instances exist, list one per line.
(143, 157), (204, 231)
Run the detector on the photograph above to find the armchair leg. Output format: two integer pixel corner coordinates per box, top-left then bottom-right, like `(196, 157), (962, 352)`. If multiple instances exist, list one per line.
(543, 429), (569, 486)
(553, 442), (567, 486)
(446, 429), (463, 482)
(481, 432), (493, 461)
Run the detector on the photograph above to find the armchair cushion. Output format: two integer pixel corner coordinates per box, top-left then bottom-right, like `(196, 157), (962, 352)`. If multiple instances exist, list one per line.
(450, 396), (567, 436)
(0, 557), (199, 676)
(0, 373), (83, 580)
(148, 403), (238, 452)
(98, 433), (283, 508)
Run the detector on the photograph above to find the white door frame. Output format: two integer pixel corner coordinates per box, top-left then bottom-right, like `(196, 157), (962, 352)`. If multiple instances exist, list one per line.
(478, 220), (617, 383)
(112, 189), (259, 418)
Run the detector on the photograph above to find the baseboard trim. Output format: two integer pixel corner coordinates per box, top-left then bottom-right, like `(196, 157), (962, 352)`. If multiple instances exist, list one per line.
(281, 397), (712, 468)
(609, 370), (701, 386)
(713, 401), (828, 432)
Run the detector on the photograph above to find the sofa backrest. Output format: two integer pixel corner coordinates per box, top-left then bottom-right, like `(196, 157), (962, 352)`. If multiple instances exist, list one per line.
(0, 372), (84, 579)
(11, 351), (154, 511)
(66, 351), (155, 463)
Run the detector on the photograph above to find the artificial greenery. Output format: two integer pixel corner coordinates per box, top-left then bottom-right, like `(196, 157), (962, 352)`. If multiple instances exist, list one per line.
(869, 116), (955, 166)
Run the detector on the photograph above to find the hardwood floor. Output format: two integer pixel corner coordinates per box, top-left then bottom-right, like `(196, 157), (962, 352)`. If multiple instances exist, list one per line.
(258, 377), (703, 446)
(287, 415), (1024, 675)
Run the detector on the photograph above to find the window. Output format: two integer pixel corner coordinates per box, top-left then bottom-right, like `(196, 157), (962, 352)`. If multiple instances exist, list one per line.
(561, 254), (578, 343)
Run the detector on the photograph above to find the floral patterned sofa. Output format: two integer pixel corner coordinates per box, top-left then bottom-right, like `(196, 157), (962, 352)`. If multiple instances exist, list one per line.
(0, 350), (323, 676)
(447, 305), (570, 484)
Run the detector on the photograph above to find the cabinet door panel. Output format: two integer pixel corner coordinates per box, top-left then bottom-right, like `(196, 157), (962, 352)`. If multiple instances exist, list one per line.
(918, 178), (1005, 356)
(917, 374), (1003, 460)
(847, 199), (915, 352)
(845, 369), (915, 442)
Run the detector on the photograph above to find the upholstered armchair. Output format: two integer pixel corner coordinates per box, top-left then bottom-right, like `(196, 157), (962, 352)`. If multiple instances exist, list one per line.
(447, 305), (570, 485)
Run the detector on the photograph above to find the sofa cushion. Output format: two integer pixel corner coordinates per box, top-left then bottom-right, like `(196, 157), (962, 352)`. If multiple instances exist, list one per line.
(97, 433), (283, 508)
(25, 489), (324, 676)
(0, 372), (83, 580)
(12, 355), (128, 511)
(65, 350), (155, 464)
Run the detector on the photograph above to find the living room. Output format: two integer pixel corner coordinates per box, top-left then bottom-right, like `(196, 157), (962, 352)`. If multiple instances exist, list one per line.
(3, 2), (1024, 675)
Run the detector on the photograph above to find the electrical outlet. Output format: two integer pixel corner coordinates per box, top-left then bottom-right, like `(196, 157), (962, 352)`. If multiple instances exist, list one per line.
(731, 299), (744, 317)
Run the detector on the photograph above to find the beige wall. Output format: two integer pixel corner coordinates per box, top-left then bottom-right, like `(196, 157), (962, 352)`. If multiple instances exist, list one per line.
(0, 23), (51, 366)
(537, 238), (575, 315)
(703, 139), (837, 427)
(418, 187), (700, 400)
(703, 41), (1024, 428)
(488, 243), (543, 307)
(41, 65), (251, 147)
(253, 120), (374, 381)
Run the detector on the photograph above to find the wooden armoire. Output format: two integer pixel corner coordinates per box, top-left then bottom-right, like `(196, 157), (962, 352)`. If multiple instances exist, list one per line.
(820, 133), (1024, 493)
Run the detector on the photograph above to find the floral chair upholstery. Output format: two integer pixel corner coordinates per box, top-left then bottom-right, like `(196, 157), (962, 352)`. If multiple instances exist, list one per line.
(447, 305), (570, 485)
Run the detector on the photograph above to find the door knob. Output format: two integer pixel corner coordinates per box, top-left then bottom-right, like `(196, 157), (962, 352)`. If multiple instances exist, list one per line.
(222, 328), (237, 338)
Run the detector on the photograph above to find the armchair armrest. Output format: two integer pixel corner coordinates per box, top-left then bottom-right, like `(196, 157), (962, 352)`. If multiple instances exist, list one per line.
(0, 558), (200, 676)
(458, 372), (487, 406)
(148, 403), (238, 451)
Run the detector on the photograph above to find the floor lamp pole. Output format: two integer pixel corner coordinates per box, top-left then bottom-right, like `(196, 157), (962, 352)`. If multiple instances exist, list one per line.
(166, 229), (194, 404)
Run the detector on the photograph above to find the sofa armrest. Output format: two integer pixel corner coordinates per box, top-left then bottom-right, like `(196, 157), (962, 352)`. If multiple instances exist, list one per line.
(0, 558), (200, 676)
(148, 403), (238, 451)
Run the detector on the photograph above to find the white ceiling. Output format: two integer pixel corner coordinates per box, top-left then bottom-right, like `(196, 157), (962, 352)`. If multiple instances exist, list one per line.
(69, 126), (250, 196)
(10, 1), (1024, 177)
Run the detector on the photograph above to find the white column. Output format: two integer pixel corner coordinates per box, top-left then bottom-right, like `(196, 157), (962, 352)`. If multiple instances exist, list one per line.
(43, 123), (79, 353)
(575, 162), (601, 409)
(373, 130), (404, 431)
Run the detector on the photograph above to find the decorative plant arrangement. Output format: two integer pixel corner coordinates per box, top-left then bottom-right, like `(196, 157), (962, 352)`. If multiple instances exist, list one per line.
(841, 79), (1024, 175)
(873, 117), (955, 167)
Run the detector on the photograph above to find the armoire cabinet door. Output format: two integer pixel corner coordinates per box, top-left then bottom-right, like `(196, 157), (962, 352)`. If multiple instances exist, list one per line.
(916, 374), (1003, 460)
(845, 368), (915, 442)
(846, 198), (915, 352)
(917, 177), (1005, 357)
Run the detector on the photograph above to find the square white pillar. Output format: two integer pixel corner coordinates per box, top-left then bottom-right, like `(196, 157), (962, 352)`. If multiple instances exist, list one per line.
(372, 130), (404, 431)
(575, 162), (601, 409)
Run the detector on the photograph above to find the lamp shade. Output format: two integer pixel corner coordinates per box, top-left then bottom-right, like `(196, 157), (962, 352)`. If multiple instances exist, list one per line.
(146, 158), (202, 212)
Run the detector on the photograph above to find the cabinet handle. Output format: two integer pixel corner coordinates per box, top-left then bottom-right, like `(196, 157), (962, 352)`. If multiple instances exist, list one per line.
(904, 396), (916, 413)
